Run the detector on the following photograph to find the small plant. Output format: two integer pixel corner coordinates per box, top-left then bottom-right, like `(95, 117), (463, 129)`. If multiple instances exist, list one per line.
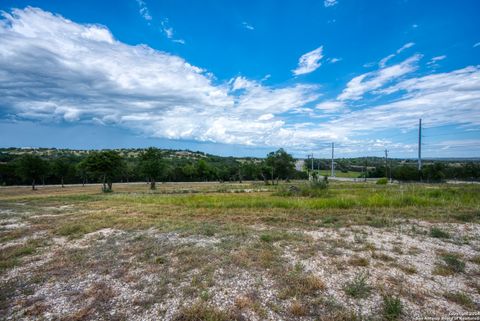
(344, 273), (372, 299)
(443, 291), (476, 310)
(434, 253), (465, 275)
(429, 227), (450, 239)
(382, 295), (403, 320)
(348, 256), (369, 267)
(260, 233), (273, 243)
(376, 177), (388, 185)
(289, 300), (307, 316)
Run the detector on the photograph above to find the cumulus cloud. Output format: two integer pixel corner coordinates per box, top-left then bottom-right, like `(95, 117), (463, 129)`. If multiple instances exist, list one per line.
(292, 46), (324, 75)
(0, 7), (321, 148)
(338, 54), (422, 100)
(1, 7), (479, 154)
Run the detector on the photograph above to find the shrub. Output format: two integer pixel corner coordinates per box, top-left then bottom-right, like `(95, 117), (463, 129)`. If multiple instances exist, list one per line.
(376, 177), (388, 185)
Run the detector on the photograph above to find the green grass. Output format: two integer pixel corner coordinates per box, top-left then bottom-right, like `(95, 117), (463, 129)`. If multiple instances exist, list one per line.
(382, 295), (403, 320)
(434, 253), (466, 275)
(429, 227), (451, 239)
(443, 291), (476, 310)
(344, 273), (372, 299)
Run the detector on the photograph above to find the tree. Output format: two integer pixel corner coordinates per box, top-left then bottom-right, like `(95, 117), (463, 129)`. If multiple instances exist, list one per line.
(139, 147), (165, 190)
(81, 151), (123, 192)
(52, 157), (71, 188)
(15, 154), (47, 190)
(265, 149), (295, 184)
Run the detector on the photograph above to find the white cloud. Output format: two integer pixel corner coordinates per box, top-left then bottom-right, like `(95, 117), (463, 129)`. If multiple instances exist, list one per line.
(339, 54), (421, 100)
(473, 42), (480, 48)
(242, 22), (254, 30)
(397, 42), (415, 54)
(427, 55), (446, 66)
(135, 0), (152, 21)
(379, 42), (415, 67)
(292, 46), (324, 75)
(315, 101), (344, 113)
(0, 7), (322, 148)
(328, 57), (342, 63)
(1, 7), (479, 154)
(331, 66), (480, 136)
(324, 0), (338, 7)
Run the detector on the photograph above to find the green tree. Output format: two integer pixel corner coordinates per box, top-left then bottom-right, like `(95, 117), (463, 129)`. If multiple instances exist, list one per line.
(139, 147), (165, 190)
(52, 157), (71, 188)
(265, 149), (295, 184)
(15, 154), (47, 190)
(81, 151), (123, 192)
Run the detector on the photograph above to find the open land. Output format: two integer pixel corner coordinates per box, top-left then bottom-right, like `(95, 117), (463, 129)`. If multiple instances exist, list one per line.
(1, 181), (479, 320)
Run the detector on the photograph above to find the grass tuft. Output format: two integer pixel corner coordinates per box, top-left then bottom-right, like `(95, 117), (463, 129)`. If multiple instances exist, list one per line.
(434, 253), (465, 275)
(443, 291), (476, 310)
(344, 273), (372, 299)
(429, 227), (450, 239)
(382, 295), (403, 320)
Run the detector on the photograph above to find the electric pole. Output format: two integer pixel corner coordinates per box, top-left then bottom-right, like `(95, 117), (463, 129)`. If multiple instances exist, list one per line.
(384, 149), (388, 179)
(364, 157), (367, 182)
(331, 142), (335, 177)
(418, 118), (422, 171)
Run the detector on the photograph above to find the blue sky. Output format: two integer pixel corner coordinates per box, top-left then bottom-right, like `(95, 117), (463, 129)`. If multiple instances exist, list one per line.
(0, 0), (479, 158)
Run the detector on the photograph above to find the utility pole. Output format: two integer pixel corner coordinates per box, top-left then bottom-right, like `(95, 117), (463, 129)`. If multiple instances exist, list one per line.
(418, 118), (422, 171)
(331, 142), (335, 177)
(311, 154), (314, 171)
(364, 157), (367, 182)
(384, 149), (388, 179)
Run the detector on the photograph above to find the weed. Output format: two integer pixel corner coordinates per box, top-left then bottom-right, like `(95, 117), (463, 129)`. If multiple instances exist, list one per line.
(434, 253), (465, 275)
(289, 300), (307, 316)
(443, 291), (476, 310)
(382, 295), (403, 320)
(348, 256), (369, 267)
(429, 227), (450, 239)
(172, 302), (243, 321)
(344, 273), (372, 299)
(376, 178), (388, 185)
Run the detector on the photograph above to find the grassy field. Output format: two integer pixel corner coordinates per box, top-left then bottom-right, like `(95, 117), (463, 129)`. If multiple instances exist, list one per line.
(1, 181), (479, 320)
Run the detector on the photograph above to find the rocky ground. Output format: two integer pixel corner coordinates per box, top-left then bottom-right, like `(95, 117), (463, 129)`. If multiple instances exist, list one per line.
(1, 202), (479, 321)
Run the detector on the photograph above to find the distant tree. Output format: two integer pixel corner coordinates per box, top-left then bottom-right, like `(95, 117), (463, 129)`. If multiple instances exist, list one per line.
(81, 151), (123, 192)
(75, 161), (88, 187)
(182, 163), (196, 181)
(52, 157), (71, 188)
(15, 154), (47, 190)
(139, 147), (165, 190)
(265, 149), (295, 184)
(197, 159), (212, 181)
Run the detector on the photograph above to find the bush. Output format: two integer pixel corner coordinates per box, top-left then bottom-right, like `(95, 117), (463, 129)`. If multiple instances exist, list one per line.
(376, 177), (388, 185)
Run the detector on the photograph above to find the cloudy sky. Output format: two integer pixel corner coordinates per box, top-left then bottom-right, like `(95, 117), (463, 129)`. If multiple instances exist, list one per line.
(0, 0), (479, 158)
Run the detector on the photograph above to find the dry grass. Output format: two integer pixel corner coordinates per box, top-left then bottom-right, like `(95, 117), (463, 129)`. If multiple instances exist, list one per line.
(1, 181), (479, 320)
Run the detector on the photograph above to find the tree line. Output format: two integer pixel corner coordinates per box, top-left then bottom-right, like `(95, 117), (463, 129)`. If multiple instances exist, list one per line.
(0, 148), (303, 191)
